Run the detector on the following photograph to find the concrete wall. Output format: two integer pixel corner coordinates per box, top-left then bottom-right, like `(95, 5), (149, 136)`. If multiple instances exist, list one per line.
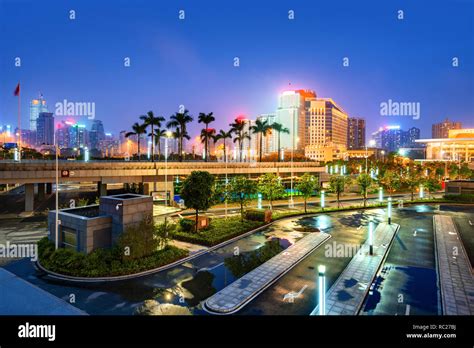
(445, 180), (474, 195)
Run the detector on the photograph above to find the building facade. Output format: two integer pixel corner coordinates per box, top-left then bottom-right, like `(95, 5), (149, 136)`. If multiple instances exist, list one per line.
(36, 112), (54, 146)
(29, 94), (48, 131)
(347, 117), (366, 150)
(432, 118), (462, 139)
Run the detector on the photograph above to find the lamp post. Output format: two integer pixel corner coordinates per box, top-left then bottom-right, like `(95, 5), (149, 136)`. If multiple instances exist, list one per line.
(368, 220), (374, 255)
(318, 265), (326, 315)
(320, 190), (325, 211)
(53, 128), (59, 250)
(165, 131), (172, 206)
(290, 110), (295, 208)
(388, 197), (392, 225)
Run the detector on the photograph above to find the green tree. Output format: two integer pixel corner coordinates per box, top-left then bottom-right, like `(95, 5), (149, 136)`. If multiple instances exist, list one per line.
(152, 128), (167, 160)
(404, 167), (423, 201)
(424, 177), (442, 198)
(167, 110), (193, 162)
(116, 215), (158, 260)
(357, 173), (373, 208)
(180, 171), (215, 232)
(329, 175), (350, 208)
(198, 112), (216, 162)
(378, 170), (401, 197)
(140, 111), (165, 162)
(295, 173), (319, 213)
(459, 163), (472, 179)
(271, 122), (289, 162)
(258, 173), (285, 210)
(250, 119), (272, 162)
(229, 176), (257, 221)
(125, 122), (147, 161)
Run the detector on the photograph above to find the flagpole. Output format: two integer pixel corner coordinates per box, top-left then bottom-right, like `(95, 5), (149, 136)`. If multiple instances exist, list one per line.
(17, 83), (21, 162)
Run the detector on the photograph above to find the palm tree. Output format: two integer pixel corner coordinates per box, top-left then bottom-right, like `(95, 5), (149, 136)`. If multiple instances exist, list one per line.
(229, 119), (250, 162)
(200, 128), (216, 161)
(152, 128), (167, 160)
(172, 127), (190, 160)
(125, 122), (147, 161)
(140, 111), (165, 162)
(167, 110), (193, 161)
(215, 129), (233, 162)
(198, 112), (215, 162)
(271, 122), (289, 162)
(251, 119), (272, 162)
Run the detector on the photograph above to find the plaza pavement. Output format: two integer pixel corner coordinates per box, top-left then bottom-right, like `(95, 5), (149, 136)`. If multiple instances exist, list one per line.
(310, 222), (399, 315)
(0, 268), (86, 315)
(204, 231), (331, 314)
(433, 215), (474, 315)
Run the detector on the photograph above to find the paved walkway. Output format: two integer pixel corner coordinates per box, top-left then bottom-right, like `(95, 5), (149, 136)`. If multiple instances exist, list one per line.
(0, 268), (86, 315)
(433, 215), (474, 315)
(310, 222), (399, 315)
(204, 232), (331, 314)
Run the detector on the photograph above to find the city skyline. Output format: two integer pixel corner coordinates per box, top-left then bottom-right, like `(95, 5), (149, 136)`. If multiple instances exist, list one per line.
(1, 0), (473, 141)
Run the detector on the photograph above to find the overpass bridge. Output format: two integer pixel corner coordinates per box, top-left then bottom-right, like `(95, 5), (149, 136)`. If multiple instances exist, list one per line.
(0, 161), (326, 213)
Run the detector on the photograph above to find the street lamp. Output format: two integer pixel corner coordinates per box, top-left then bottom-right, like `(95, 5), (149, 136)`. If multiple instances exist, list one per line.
(320, 190), (325, 211)
(368, 220), (374, 255)
(388, 197), (392, 225)
(318, 265), (326, 315)
(165, 131), (172, 206)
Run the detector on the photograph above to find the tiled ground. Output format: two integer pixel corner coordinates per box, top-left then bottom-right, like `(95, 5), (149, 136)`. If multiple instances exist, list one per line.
(310, 222), (399, 315)
(204, 232), (331, 314)
(434, 215), (474, 315)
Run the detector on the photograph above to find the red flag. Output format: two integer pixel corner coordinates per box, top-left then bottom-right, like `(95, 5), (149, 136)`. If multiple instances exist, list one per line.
(13, 83), (20, 96)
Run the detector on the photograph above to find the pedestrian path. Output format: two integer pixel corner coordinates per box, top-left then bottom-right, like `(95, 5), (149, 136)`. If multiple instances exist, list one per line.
(310, 222), (399, 315)
(0, 267), (86, 315)
(433, 215), (474, 315)
(204, 232), (331, 314)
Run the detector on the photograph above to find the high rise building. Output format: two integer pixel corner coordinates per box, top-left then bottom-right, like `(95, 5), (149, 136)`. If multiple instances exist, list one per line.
(89, 120), (105, 150)
(36, 112), (54, 145)
(276, 90), (316, 151)
(347, 117), (366, 149)
(69, 124), (88, 148)
(29, 94), (48, 131)
(371, 125), (421, 152)
(56, 121), (73, 149)
(304, 98), (349, 161)
(432, 118), (462, 138)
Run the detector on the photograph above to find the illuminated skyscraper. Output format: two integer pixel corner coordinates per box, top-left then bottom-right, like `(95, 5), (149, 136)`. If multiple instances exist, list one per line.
(36, 112), (54, 146)
(256, 113), (277, 156)
(347, 117), (366, 149)
(29, 94), (48, 131)
(276, 90), (316, 151)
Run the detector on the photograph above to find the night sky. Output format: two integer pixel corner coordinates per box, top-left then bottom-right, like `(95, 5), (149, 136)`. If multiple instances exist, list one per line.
(1, 0), (473, 140)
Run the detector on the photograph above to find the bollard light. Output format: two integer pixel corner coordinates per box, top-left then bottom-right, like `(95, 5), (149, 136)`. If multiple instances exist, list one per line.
(419, 185), (424, 199)
(368, 221), (374, 255)
(379, 187), (383, 202)
(318, 265), (326, 315)
(257, 193), (262, 209)
(84, 147), (90, 162)
(320, 190), (325, 210)
(388, 197), (392, 225)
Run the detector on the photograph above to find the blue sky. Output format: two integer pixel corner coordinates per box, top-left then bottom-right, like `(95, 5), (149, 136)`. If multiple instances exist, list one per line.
(1, 0), (473, 139)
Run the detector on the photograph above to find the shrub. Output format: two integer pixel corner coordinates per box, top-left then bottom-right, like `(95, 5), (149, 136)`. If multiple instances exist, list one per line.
(179, 218), (195, 233)
(244, 209), (271, 222)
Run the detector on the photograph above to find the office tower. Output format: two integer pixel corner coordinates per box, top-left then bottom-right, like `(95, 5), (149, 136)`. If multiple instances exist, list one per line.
(371, 126), (402, 152)
(56, 121), (73, 148)
(404, 127), (421, 147)
(36, 112), (54, 145)
(304, 98), (349, 161)
(256, 113), (277, 156)
(29, 94), (48, 131)
(69, 124), (88, 148)
(89, 120), (105, 150)
(276, 90), (316, 151)
(347, 117), (366, 149)
(432, 118), (462, 138)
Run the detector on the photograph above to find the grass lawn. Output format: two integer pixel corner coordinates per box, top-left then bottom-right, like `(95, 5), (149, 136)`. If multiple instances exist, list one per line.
(172, 216), (265, 247)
